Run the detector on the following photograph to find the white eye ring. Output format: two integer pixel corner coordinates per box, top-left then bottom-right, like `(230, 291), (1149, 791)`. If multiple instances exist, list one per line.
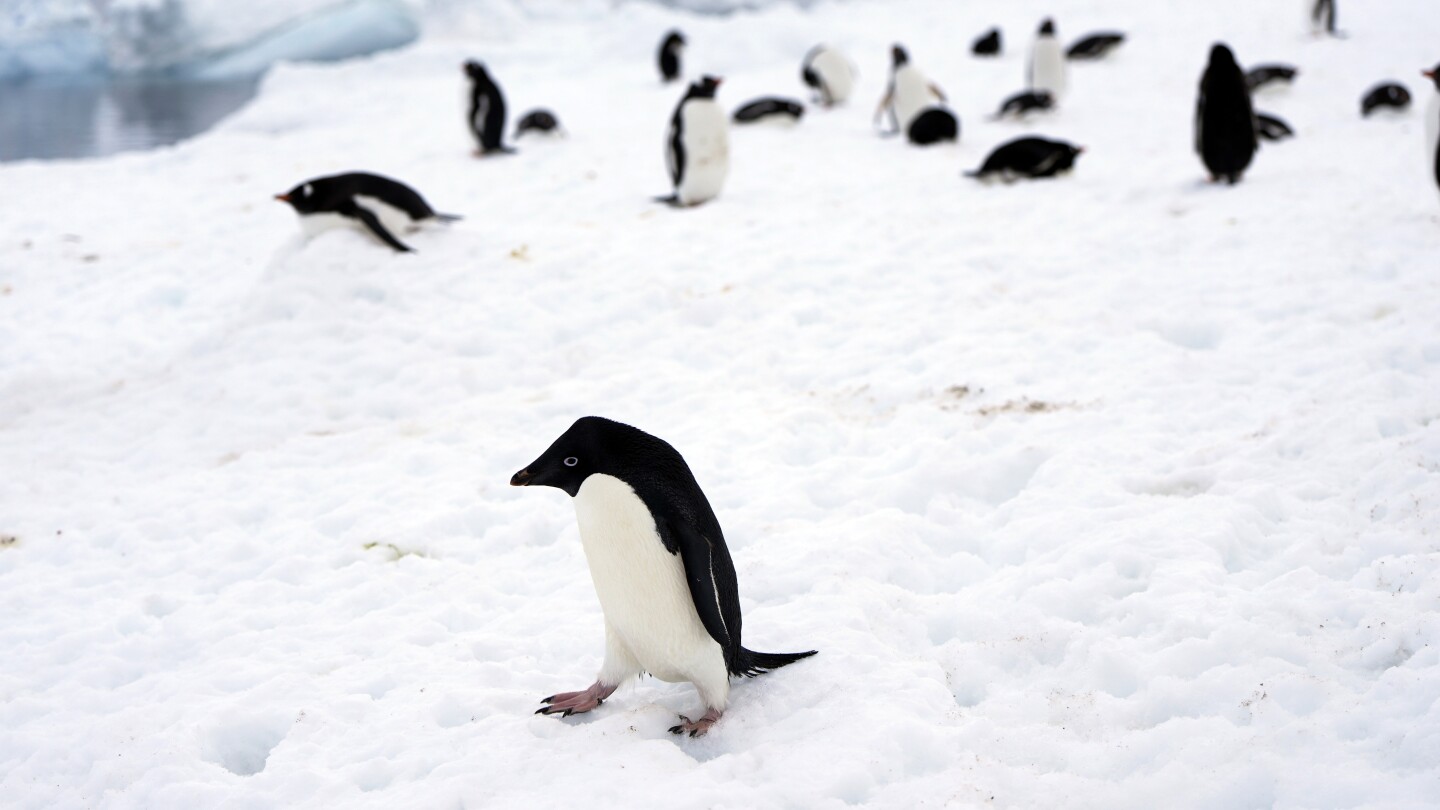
(563, 457), (578, 467)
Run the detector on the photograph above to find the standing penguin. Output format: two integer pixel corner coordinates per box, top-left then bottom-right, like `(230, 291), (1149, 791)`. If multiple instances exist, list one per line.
(660, 76), (729, 207)
(1425, 65), (1440, 203)
(1196, 43), (1258, 184)
(464, 60), (511, 156)
(802, 45), (856, 107)
(1029, 19), (1068, 101)
(658, 31), (686, 83)
(513, 417), (817, 737)
(876, 45), (947, 137)
(1311, 0), (1337, 36)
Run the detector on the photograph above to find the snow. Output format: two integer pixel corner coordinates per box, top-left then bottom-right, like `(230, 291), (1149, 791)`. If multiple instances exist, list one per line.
(2, 0), (1439, 807)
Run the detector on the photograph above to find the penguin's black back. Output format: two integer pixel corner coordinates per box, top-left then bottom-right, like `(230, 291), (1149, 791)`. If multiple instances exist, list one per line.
(515, 109), (561, 137)
(908, 107), (959, 145)
(658, 31), (684, 82)
(969, 137), (1080, 179)
(1360, 83), (1410, 116)
(972, 28), (1001, 56)
(284, 172), (437, 220)
(1066, 32), (1125, 60)
(1197, 44), (1257, 183)
(732, 97), (804, 123)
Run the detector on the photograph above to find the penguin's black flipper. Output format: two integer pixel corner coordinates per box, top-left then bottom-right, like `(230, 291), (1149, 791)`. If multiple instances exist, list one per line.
(343, 201), (413, 252)
(657, 516), (738, 654)
(433, 213), (463, 223)
(653, 194), (681, 206)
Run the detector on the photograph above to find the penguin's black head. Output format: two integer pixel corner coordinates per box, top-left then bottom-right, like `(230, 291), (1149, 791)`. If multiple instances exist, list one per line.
(275, 181), (319, 213)
(1039, 18), (1056, 35)
(689, 75), (723, 99)
(511, 416), (670, 497)
(891, 45), (909, 68)
(1424, 64), (1440, 91)
(664, 31), (686, 51)
(1209, 43), (1237, 69)
(464, 60), (489, 81)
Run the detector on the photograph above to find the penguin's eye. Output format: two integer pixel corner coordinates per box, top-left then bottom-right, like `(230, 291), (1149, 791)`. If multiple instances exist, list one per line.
(563, 457), (578, 467)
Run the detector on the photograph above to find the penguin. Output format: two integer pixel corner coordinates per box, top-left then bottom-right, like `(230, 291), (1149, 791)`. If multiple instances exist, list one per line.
(908, 108), (959, 145)
(660, 76), (729, 207)
(464, 60), (511, 155)
(512, 417), (817, 738)
(972, 28), (1002, 57)
(1245, 64), (1298, 93)
(515, 109), (563, 139)
(1425, 65), (1440, 202)
(1361, 83), (1411, 117)
(1029, 18), (1068, 101)
(658, 31), (685, 83)
(1196, 43), (1258, 185)
(732, 97), (804, 125)
(274, 172), (460, 253)
(966, 137), (1083, 181)
(801, 45), (856, 107)
(993, 90), (1054, 120)
(1311, 0), (1337, 36)
(1066, 33), (1126, 61)
(875, 45), (948, 139)
(1254, 112), (1295, 141)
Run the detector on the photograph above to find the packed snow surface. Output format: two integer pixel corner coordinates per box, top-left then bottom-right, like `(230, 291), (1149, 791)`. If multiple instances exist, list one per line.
(2, 0), (1439, 807)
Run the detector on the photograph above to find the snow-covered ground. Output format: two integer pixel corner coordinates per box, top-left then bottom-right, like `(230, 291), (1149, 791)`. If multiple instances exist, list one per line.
(3, 0), (1439, 807)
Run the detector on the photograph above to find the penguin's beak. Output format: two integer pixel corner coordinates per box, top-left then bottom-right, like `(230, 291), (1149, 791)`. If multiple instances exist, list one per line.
(510, 469), (533, 486)
(274, 193), (290, 202)
(1425, 70), (1437, 79)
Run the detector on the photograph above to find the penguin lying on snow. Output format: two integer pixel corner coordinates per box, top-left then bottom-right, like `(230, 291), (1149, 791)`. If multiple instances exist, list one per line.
(876, 45), (958, 145)
(275, 172), (459, 253)
(993, 90), (1054, 120)
(1067, 32), (1125, 60)
(1361, 83), (1410, 117)
(967, 137), (1083, 181)
(1197, 44), (1258, 184)
(1245, 64), (1297, 92)
(515, 109), (563, 139)
(658, 30), (685, 83)
(732, 97), (804, 125)
(802, 45), (856, 107)
(513, 417), (817, 738)
(660, 76), (729, 207)
(1254, 112), (1294, 142)
(464, 61), (512, 156)
(972, 28), (1001, 57)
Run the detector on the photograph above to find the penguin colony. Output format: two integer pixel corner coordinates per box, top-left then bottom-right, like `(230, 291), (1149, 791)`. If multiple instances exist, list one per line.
(264, 9), (1440, 737)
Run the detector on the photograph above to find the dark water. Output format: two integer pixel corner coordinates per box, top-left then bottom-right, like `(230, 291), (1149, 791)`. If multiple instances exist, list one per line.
(0, 76), (261, 162)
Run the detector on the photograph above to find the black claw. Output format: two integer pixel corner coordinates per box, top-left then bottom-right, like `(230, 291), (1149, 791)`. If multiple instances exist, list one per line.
(668, 725), (683, 734)
(689, 730), (699, 738)
(535, 707), (551, 715)
(562, 709), (573, 718)
(541, 695), (556, 704)
(595, 699), (604, 706)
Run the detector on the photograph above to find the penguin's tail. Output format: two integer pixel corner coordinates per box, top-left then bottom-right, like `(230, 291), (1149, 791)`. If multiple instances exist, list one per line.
(731, 647), (818, 678)
(434, 213), (463, 223)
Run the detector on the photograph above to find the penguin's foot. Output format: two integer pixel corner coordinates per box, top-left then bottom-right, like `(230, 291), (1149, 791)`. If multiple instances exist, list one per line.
(536, 682), (617, 717)
(668, 708), (723, 738)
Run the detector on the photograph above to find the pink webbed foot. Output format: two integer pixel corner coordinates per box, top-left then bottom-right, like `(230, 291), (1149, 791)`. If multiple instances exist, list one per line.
(536, 682), (617, 717)
(668, 708), (723, 738)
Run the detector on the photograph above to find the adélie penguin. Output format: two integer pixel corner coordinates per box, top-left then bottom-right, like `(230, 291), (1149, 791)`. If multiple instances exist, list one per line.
(1361, 83), (1411, 117)
(464, 60), (512, 156)
(512, 417), (817, 737)
(658, 30), (685, 83)
(1425, 64), (1440, 203)
(274, 172), (460, 253)
(876, 45), (956, 144)
(966, 137), (1083, 181)
(1196, 43), (1258, 185)
(660, 76), (729, 206)
(1029, 18), (1067, 101)
(802, 45), (856, 107)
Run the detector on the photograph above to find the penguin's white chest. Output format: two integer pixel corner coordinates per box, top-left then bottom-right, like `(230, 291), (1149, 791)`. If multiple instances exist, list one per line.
(297, 196), (415, 243)
(1030, 37), (1067, 99)
(811, 49), (854, 104)
(674, 100), (729, 206)
(572, 474), (720, 682)
(892, 65), (940, 131)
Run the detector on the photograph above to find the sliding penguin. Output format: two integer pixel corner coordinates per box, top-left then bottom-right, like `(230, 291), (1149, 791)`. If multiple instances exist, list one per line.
(1361, 83), (1410, 117)
(967, 137), (1083, 181)
(1029, 19), (1067, 101)
(1425, 64), (1440, 203)
(464, 60), (511, 155)
(733, 97), (804, 125)
(661, 76), (729, 206)
(513, 417), (816, 737)
(274, 172), (459, 253)
(1254, 112), (1294, 141)
(802, 45), (856, 106)
(1067, 32), (1125, 60)
(993, 90), (1054, 119)
(1246, 64), (1297, 93)
(1311, 0), (1337, 36)
(972, 28), (1001, 57)
(876, 45), (955, 144)
(515, 109), (563, 139)
(1196, 43), (1258, 184)
(658, 31), (685, 83)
